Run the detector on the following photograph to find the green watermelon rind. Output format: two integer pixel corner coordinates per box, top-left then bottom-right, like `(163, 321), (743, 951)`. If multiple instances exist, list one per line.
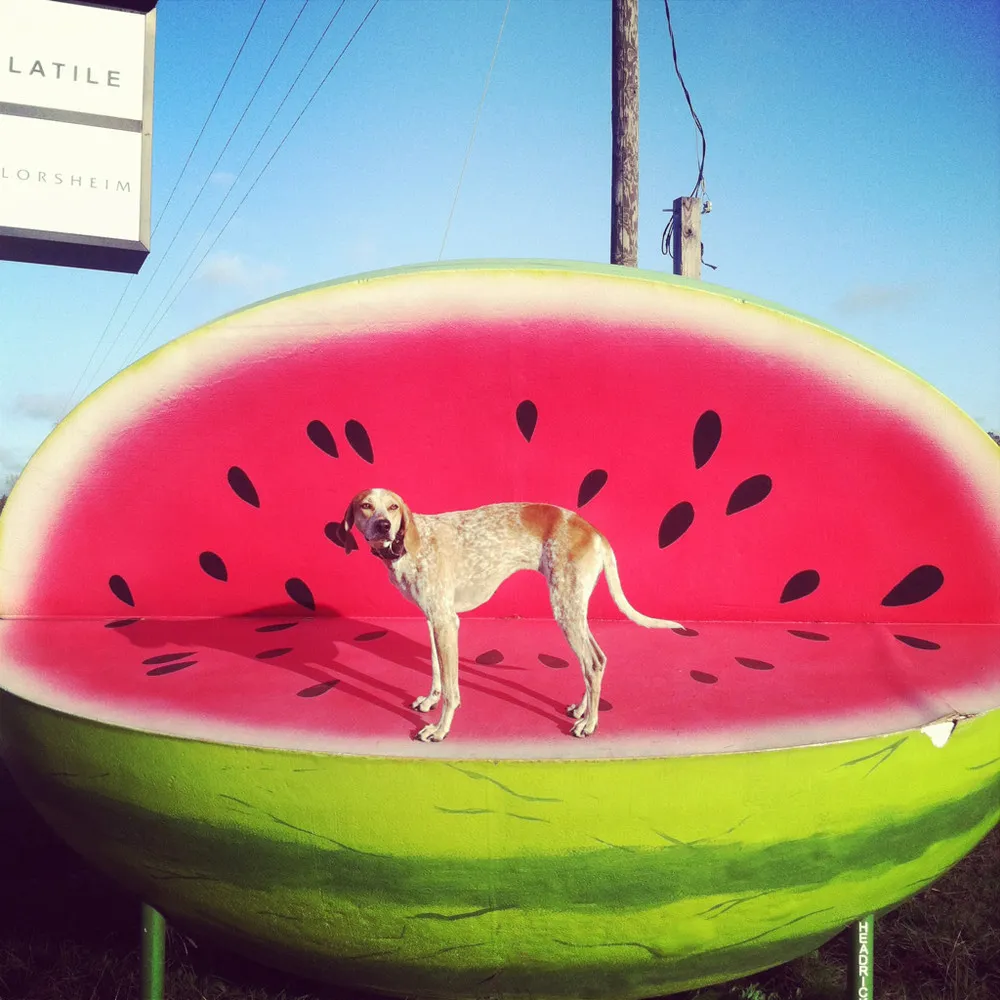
(3, 692), (998, 999)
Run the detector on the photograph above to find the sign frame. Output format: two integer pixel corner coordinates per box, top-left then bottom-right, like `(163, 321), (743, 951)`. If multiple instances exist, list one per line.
(0, 0), (156, 273)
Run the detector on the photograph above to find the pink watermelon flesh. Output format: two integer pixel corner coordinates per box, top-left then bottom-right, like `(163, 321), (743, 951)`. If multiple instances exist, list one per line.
(13, 317), (1000, 622)
(1, 615), (998, 756)
(1, 268), (998, 753)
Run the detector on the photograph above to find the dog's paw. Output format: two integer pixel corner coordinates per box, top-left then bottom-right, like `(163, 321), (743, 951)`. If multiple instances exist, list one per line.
(570, 717), (597, 738)
(566, 702), (587, 720)
(416, 723), (448, 742)
(412, 693), (441, 713)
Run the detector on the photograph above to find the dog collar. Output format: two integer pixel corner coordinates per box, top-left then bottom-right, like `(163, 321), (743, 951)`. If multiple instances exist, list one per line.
(371, 538), (406, 561)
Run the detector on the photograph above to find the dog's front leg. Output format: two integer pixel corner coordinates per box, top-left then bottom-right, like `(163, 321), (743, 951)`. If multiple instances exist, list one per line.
(416, 613), (460, 742)
(411, 618), (443, 712)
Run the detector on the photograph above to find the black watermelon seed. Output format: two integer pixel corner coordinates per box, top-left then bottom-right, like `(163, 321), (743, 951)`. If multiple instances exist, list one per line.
(143, 652), (197, 665)
(780, 569), (820, 603)
(105, 618), (140, 629)
(344, 420), (374, 463)
(577, 470), (608, 507)
(726, 474), (773, 515)
(539, 653), (569, 669)
(297, 679), (340, 698)
(658, 502), (695, 548)
(672, 627), (699, 637)
(598, 698), (613, 711)
(256, 648), (293, 659)
(147, 660), (196, 676)
(307, 420), (338, 457)
(894, 634), (941, 651)
(108, 575), (134, 607)
(199, 551), (228, 582)
(881, 565), (944, 607)
(227, 466), (260, 507)
(475, 649), (504, 665)
(788, 629), (830, 642)
(516, 400), (538, 442)
(693, 410), (722, 469)
(285, 578), (316, 611)
(736, 656), (775, 671)
(690, 670), (718, 684)
(325, 521), (358, 554)
(256, 622), (299, 633)
(355, 630), (388, 641)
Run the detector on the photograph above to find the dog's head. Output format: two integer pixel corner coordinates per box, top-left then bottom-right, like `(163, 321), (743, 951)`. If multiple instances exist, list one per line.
(343, 488), (419, 560)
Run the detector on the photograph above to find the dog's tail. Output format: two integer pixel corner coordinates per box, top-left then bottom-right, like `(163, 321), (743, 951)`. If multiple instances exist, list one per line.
(600, 538), (683, 630)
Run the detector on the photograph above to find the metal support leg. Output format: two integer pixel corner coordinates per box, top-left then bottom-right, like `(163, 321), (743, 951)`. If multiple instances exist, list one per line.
(141, 902), (166, 1000)
(849, 914), (874, 999)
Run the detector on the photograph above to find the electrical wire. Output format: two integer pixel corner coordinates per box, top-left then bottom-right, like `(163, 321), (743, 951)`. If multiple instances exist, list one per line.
(120, 0), (352, 367)
(660, 0), (714, 268)
(152, 0), (270, 240)
(438, 0), (511, 260)
(123, 0), (382, 366)
(77, 0), (315, 398)
(665, 0), (706, 201)
(66, 0), (269, 410)
(127, 0), (311, 311)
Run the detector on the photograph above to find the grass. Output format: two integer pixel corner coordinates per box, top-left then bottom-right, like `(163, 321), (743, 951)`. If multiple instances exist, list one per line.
(0, 761), (997, 1000)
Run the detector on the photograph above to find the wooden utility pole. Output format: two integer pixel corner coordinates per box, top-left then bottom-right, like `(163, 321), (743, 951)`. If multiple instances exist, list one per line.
(671, 195), (702, 278)
(610, 0), (639, 267)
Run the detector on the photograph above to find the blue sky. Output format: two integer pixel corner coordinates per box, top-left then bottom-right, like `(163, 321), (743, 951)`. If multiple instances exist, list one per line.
(2, 0), (998, 485)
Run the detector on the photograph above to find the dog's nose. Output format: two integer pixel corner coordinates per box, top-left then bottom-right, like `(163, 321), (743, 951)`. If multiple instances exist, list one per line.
(374, 518), (391, 535)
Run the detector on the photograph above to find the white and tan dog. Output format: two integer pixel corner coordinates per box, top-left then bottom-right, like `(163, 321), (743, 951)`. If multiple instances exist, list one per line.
(342, 488), (682, 742)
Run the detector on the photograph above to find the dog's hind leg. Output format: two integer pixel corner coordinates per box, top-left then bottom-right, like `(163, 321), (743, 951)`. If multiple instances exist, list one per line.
(412, 618), (443, 712)
(556, 612), (605, 737)
(548, 556), (606, 737)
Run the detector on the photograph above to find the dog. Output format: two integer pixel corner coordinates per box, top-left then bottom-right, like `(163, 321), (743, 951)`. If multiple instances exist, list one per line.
(342, 488), (682, 742)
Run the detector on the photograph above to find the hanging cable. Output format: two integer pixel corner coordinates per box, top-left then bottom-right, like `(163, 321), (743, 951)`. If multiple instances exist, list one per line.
(120, 0), (352, 368)
(77, 0), (315, 399)
(66, 0), (269, 411)
(660, 0), (714, 268)
(123, 0), (382, 366)
(665, 0), (706, 201)
(130, 0), (311, 299)
(152, 0), (270, 240)
(438, 0), (511, 260)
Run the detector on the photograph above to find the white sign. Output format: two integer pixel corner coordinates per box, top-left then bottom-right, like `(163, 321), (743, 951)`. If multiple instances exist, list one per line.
(0, 0), (146, 121)
(0, 0), (155, 273)
(0, 115), (142, 240)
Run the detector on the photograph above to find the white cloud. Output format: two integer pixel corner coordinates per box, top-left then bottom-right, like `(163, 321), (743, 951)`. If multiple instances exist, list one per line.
(0, 444), (25, 480)
(10, 392), (72, 422)
(834, 284), (921, 316)
(195, 252), (283, 288)
(210, 171), (237, 188)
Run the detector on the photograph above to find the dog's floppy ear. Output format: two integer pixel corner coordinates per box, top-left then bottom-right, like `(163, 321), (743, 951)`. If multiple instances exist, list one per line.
(392, 495), (420, 558)
(339, 493), (364, 554)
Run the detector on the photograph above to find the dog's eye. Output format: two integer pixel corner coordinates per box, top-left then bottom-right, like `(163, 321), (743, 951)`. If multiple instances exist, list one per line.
(388, 504), (399, 511)
(360, 502), (373, 510)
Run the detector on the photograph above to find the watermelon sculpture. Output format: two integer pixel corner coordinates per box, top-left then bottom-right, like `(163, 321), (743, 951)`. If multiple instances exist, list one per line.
(0, 261), (998, 999)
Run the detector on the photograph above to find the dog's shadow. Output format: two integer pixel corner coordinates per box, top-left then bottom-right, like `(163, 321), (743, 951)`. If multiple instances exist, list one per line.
(101, 604), (575, 738)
